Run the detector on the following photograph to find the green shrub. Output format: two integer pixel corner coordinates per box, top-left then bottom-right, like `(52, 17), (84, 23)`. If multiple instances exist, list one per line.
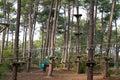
(0, 63), (9, 71)
(79, 64), (86, 73)
(109, 62), (114, 67)
(107, 69), (112, 77)
(0, 71), (6, 80)
(0, 71), (4, 79)
(0, 63), (7, 79)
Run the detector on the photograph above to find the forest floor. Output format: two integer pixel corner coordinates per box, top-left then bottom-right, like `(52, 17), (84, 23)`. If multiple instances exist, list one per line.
(5, 69), (120, 80)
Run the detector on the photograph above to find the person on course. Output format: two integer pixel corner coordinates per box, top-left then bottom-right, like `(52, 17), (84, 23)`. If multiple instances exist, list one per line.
(43, 56), (49, 72)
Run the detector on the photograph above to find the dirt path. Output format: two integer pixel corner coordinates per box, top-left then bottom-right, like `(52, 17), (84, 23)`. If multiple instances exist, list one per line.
(6, 69), (120, 80)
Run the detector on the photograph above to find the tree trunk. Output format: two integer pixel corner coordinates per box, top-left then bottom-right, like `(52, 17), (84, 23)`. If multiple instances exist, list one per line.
(22, 25), (27, 59)
(13, 0), (21, 80)
(44, 0), (54, 58)
(75, 6), (80, 74)
(94, 0), (98, 48)
(99, 10), (104, 73)
(41, 23), (45, 63)
(100, 10), (104, 56)
(0, 30), (6, 64)
(104, 0), (115, 77)
(0, 0), (7, 64)
(70, 3), (74, 55)
(27, 0), (33, 72)
(115, 19), (119, 74)
(11, 31), (14, 49)
(87, 0), (95, 80)
(31, 0), (39, 47)
(48, 0), (59, 77)
(74, 0), (82, 74)
(67, 0), (71, 71)
(62, 4), (67, 68)
(6, 13), (10, 46)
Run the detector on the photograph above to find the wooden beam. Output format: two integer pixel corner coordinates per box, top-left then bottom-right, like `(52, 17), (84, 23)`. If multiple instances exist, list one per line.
(0, 23), (9, 26)
(0, 23), (9, 33)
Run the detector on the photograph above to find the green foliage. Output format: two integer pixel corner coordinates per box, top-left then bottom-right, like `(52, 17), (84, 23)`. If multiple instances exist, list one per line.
(61, 0), (76, 4)
(98, 0), (111, 13)
(0, 13), (3, 18)
(109, 62), (114, 67)
(0, 62), (11, 72)
(33, 40), (42, 48)
(61, 0), (67, 4)
(3, 46), (14, 58)
(0, 71), (4, 79)
(79, 63), (86, 73)
(6, 2), (15, 13)
(0, 43), (14, 72)
(107, 69), (113, 77)
(40, 0), (53, 6)
(37, 9), (49, 23)
(0, 62), (12, 79)
(113, 3), (120, 20)
(81, 0), (89, 9)
(108, 58), (114, 67)
(0, 65), (5, 79)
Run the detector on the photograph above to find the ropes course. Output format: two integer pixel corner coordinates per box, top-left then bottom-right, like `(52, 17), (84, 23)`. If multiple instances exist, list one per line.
(1, 44), (116, 60)
(0, 23), (9, 33)
(1, 41), (118, 52)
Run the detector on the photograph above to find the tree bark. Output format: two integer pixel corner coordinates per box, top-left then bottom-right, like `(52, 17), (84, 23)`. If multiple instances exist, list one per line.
(67, 0), (71, 71)
(87, 0), (95, 80)
(13, 0), (21, 80)
(100, 10), (104, 56)
(22, 25), (27, 59)
(62, 4), (67, 68)
(94, 0), (98, 48)
(44, 0), (54, 58)
(104, 0), (115, 77)
(115, 19), (119, 74)
(6, 13), (10, 46)
(27, 0), (33, 72)
(31, 0), (39, 48)
(48, 0), (59, 77)
(0, 0), (7, 64)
